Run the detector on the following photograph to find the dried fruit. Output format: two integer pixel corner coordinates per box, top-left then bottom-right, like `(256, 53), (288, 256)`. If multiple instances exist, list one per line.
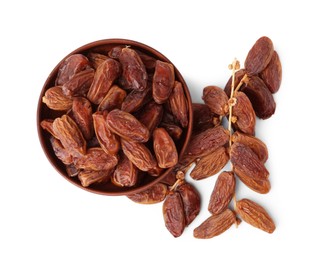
(193, 209), (236, 239)
(235, 171), (271, 194)
(192, 103), (220, 134)
(121, 87), (152, 113)
(42, 86), (73, 111)
(112, 153), (139, 187)
(87, 58), (121, 104)
(72, 97), (93, 140)
(208, 171), (235, 215)
(52, 114), (86, 157)
(74, 147), (118, 171)
(159, 122), (183, 140)
(127, 183), (168, 204)
(190, 147), (229, 180)
(121, 138), (157, 172)
(232, 131), (268, 163)
(177, 182), (200, 226)
(230, 142), (269, 181)
(162, 191), (185, 237)
(260, 51), (282, 93)
(232, 91), (256, 135)
(137, 101), (163, 133)
(244, 36), (274, 75)
(236, 198), (275, 233)
(50, 137), (73, 165)
(202, 85), (229, 116)
(92, 111), (120, 155)
(184, 126), (229, 159)
(168, 81), (188, 127)
(119, 47), (148, 91)
(78, 169), (113, 187)
(106, 109), (150, 143)
(62, 68), (95, 97)
(56, 54), (90, 85)
(87, 52), (108, 70)
(97, 85), (127, 111)
(152, 60), (175, 104)
(153, 128), (178, 168)
(241, 75), (276, 119)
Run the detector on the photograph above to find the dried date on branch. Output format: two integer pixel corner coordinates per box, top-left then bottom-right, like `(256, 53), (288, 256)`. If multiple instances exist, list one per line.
(56, 54), (90, 86)
(153, 128), (178, 168)
(184, 126), (229, 159)
(72, 97), (94, 141)
(121, 138), (157, 172)
(62, 68), (95, 97)
(230, 142), (269, 181)
(152, 60), (175, 104)
(42, 86), (73, 111)
(127, 183), (168, 204)
(190, 146), (229, 180)
(119, 47), (148, 91)
(202, 85), (229, 116)
(208, 171), (236, 215)
(236, 171), (271, 194)
(74, 147), (118, 171)
(192, 103), (221, 134)
(241, 75), (276, 119)
(193, 209), (236, 239)
(52, 114), (86, 157)
(92, 111), (120, 155)
(87, 58), (121, 104)
(236, 198), (276, 233)
(244, 36), (274, 75)
(260, 51), (282, 94)
(112, 153), (139, 187)
(106, 109), (150, 143)
(163, 191), (185, 237)
(232, 91), (256, 136)
(224, 69), (246, 97)
(168, 81), (188, 127)
(177, 182), (201, 226)
(231, 131), (268, 163)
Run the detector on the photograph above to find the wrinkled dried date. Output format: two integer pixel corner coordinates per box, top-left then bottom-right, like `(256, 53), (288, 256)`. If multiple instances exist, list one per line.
(127, 183), (168, 204)
(177, 182), (201, 226)
(232, 91), (256, 135)
(52, 114), (86, 157)
(72, 97), (94, 141)
(42, 86), (73, 111)
(208, 171), (235, 215)
(87, 58), (121, 104)
(193, 209), (236, 239)
(97, 85), (127, 111)
(121, 138), (157, 172)
(92, 111), (120, 155)
(244, 36), (274, 75)
(162, 191), (185, 237)
(153, 128), (178, 168)
(190, 146), (229, 180)
(106, 109), (150, 143)
(112, 153), (139, 187)
(236, 198), (276, 233)
(152, 60), (175, 104)
(260, 51), (282, 93)
(202, 85), (229, 116)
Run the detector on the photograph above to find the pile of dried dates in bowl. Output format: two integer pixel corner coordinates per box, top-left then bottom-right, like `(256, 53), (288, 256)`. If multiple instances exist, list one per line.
(40, 36), (282, 238)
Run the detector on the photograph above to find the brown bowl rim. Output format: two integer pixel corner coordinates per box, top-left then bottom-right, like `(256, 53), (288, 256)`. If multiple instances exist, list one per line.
(37, 38), (193, 196)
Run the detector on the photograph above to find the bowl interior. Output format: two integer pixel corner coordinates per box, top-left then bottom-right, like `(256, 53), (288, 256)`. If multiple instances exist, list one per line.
(37, 39), (193, 196)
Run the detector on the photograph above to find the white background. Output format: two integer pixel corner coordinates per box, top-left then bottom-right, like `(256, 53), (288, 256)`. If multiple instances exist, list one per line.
(1, 0), (318, 259)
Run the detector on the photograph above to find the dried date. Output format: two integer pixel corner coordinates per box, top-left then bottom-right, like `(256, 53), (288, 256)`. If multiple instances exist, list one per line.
(127, 183), (168, 204)
(152, 60), (175, 104)
(121, 138), (157, 172)
(168, 81), (188, 127)
(112, 153), (139, 187)
(42, 86), (73, 111)
(260, 51), (282, 93)
(208, 171), (235, 215)
(162, 191), (185, 237)
(153, 128), (178, 168)
(97, 85), (127, 111)
(202, 85), (229, 116)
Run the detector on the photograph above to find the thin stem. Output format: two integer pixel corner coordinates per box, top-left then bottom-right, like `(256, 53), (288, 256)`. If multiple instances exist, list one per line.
(234, 73), (248, 93)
